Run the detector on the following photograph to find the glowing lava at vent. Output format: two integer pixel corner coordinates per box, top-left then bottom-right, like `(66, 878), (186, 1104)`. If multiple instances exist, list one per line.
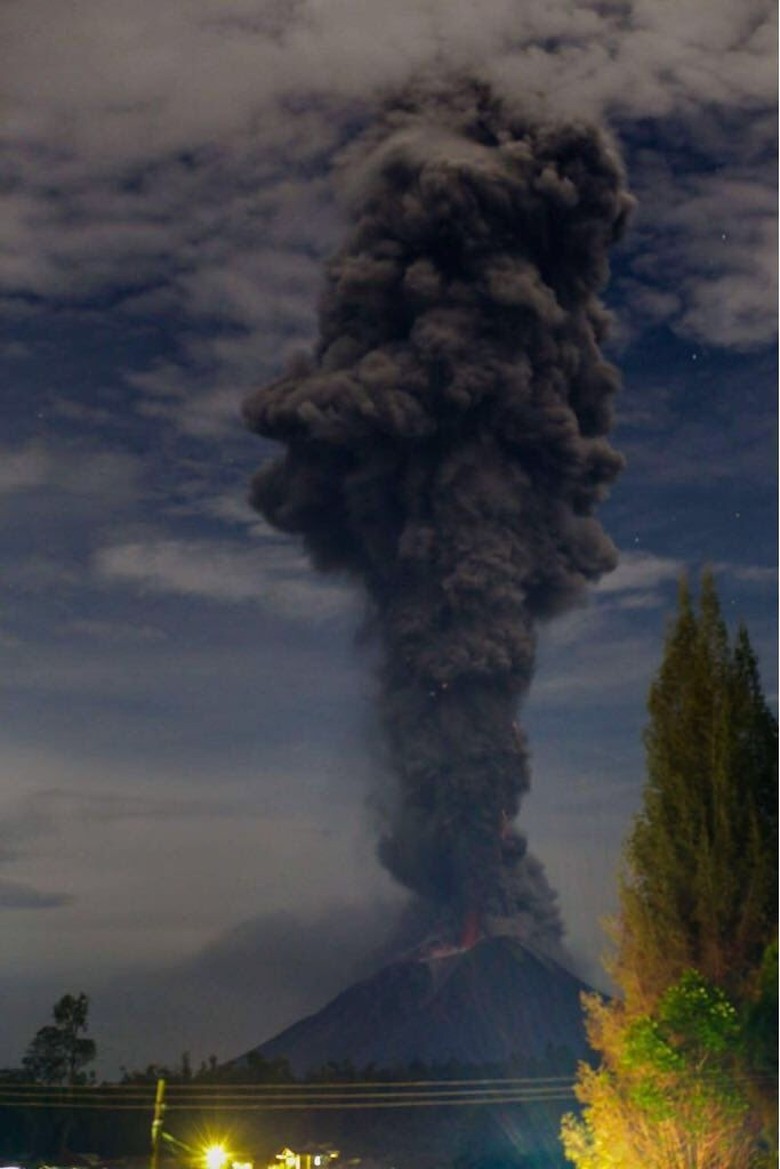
(460, 908), (481, 950)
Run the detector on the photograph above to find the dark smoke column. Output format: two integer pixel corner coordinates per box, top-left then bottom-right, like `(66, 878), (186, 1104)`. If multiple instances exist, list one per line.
(244, 78), (633, 951)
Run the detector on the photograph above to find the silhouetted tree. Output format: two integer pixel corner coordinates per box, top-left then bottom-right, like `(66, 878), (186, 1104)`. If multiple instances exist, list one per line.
(22, 992), (96, 1085)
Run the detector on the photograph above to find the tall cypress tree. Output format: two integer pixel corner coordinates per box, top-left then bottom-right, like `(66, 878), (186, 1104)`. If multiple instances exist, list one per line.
(562, 573), (778, 1168)
(617, 571), (777, 1005)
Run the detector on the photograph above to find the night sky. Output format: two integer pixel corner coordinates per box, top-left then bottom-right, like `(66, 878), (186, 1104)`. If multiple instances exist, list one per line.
(1, 1), (776, 1078)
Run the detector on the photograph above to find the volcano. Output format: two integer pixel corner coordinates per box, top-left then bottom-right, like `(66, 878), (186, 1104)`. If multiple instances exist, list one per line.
(236, 936), (596, 1077)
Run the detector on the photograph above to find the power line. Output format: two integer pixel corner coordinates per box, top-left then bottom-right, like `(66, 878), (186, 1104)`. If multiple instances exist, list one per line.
(0, 1079), (581, 1110)
(0, 1067), (771, 1097)
(0, 1068), (771, 1112)
(0, 1075), (578, 1090)
(0, 1094), (578, 1111)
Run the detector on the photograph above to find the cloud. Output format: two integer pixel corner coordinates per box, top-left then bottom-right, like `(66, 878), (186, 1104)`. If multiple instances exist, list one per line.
(0, 441), (150, 609)
(6, 0), (772, 160)
(172, 899), (400, 1023)
(594, 549), (683, 596)
(0, 788), (72, 870)
(94, 534), (353, 617)
(61, 617), (168, 643)
(0, 738), (394, 980)
(0, 878), (73, 910)
(0, 897), (386, 1068)
(0, 792), (77, 911)
(0, 0), (774, 451)
(28, 786), (242, 828)
(717, 562), (778, 586)
(626, 165), (777, 349)
(533, 549), (778, 709)
(0, 446), (52, 494)
(0, 442), (143, 503)
(0, 896), (405, 1075)
(538, 550), (682, 649)
(534, 631), (664, 705)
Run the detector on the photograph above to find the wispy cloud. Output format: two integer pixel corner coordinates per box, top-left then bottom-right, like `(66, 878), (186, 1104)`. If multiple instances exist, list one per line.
(60, 617), (168, 643)
(94, 534), (353, 618)
(594, 549), (683, 596)
(0, 442), (144, 503)
(0, 879), (73, 910)
(714, 561), (778, 586)
(0, 792), (76, 911)
(534, 631), (663, 704)
(533, 549), (777, 707)
(28, 786), (243, 827)
(625, 164), (777, 350)
(0, 446), (52, 494)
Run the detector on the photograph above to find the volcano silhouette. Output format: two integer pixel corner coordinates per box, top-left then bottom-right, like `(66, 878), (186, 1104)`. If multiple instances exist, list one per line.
(237, 936), (595, 1076)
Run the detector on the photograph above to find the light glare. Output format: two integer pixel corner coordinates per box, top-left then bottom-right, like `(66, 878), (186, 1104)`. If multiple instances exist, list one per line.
(205, 1144), (229, 1169)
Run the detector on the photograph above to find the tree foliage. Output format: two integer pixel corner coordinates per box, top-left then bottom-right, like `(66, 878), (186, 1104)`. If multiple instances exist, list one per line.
(617, 572), (777, 1005)
(561, 971), (759, 1169)
(22, 992), (96, 1086)
(562, 574), (777, 1168)
(120, 1049), (295, 1084)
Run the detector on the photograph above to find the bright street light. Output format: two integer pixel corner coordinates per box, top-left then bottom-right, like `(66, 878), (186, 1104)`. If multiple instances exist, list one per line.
(204, 1144), (229, 1169)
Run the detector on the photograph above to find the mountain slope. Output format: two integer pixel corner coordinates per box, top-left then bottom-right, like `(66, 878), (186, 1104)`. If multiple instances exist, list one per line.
(236, 936), (595, 1076)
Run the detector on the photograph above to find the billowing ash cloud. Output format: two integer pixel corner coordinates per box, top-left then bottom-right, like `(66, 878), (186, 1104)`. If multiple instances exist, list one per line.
(244, 76), (633, 951)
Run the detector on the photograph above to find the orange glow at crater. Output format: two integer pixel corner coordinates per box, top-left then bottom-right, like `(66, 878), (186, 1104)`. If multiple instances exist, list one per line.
(460, 909), (481, 950)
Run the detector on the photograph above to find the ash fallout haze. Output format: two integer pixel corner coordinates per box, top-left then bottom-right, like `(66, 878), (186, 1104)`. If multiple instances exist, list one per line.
(0, 1), (776, 1078)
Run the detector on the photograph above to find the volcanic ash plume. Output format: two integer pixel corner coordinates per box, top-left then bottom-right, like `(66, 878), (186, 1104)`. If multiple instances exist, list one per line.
(243, 77), (633, 951)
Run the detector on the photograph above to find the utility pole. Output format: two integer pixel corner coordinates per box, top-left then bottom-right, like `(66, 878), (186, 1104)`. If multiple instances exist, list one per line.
(150, 1077), (166, 1169)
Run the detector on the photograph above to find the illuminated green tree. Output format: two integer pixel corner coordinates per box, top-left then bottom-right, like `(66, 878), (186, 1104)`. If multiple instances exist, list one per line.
(561, 971), (758, 1169)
